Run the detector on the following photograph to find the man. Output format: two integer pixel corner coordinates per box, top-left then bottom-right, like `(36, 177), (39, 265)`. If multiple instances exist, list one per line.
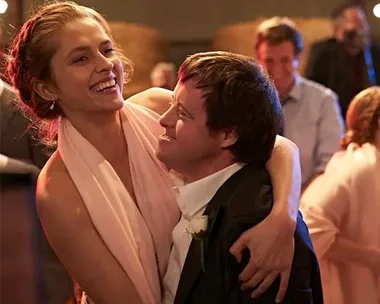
(0, 79), (74, 304)
(255, 17), (344, 190)
(150, 62), (177, 91)
(157, 51), (323, 303)
(1, 154), (40, 304)
(0, 79), (49, 168)
(305, 4), (380, 118)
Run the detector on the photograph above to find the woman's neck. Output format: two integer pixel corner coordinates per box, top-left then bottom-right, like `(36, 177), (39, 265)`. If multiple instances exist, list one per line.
(64, 110), (128, 161)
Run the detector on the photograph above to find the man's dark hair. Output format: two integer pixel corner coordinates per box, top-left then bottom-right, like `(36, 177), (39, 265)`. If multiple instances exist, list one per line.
(331, 3), (365, 20)
(178, 51), (283, 167)
(255, 17), (304, 57)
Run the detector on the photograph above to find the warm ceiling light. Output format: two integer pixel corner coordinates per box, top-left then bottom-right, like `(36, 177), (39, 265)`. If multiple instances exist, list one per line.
(0, 0), (8, 14)
(374, 3), (380, 18)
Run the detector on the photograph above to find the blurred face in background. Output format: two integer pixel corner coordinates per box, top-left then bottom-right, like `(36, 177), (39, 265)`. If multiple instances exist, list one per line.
(150, 63), (177, 90)
(151, 70), (176, 90)
(335, 7), (370, 54)
(256, 40), (299, 99)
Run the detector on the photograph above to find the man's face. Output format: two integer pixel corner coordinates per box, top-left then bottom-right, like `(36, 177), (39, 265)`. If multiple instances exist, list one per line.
(151, 70), (176, 90)
(256, 40), (299, 98)
(335, 8), (369, 53)
(156, 79), (228, 182)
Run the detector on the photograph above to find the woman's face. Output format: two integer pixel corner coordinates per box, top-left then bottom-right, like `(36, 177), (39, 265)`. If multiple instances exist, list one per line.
(37, 18), (125, 117)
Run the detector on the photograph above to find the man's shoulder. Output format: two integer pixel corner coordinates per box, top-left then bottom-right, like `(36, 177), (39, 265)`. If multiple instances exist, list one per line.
(228, 165), (271, 191)
(371, 42), (380, 51)
(310, 38), (338, 52)
(299, 76), (338, 102)
(370, 42), (380, 60)
(223, 166), (273, 219)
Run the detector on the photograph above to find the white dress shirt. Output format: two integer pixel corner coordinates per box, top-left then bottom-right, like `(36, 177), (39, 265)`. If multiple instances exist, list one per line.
(283, 74), (344, 186)
(162, 163), (244, 304)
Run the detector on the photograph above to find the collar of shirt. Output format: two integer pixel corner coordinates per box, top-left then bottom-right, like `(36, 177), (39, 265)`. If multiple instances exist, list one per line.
(284, 73), (302, 103)
(174, 163), (244, 218)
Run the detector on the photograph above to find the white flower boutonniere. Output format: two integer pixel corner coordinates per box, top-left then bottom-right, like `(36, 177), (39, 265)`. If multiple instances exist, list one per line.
(186, 215), (208, 272)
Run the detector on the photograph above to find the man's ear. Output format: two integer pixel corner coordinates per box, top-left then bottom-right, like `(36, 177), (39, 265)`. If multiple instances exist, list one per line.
(34, 80), (57, 102)
(220, 128), (238, 148)
(293, 53), (301, 70)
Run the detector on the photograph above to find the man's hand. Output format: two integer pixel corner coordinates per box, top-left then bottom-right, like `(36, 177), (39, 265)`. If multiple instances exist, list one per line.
(230, 211), (296, 303)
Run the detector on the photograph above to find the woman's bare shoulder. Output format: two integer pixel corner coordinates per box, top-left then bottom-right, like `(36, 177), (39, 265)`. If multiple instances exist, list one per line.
(36, 151), (87, 225)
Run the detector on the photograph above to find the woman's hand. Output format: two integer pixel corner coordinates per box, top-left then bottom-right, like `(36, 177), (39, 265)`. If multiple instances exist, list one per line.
(230, 210), (296, 303)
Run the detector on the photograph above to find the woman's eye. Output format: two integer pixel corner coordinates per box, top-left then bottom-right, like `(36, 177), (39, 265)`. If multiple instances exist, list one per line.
(73, 56), (87, 63)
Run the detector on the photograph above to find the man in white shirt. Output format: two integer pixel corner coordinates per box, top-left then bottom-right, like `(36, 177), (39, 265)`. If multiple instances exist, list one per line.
(156, 51), (323, 304)
(255, 17), (344, 190)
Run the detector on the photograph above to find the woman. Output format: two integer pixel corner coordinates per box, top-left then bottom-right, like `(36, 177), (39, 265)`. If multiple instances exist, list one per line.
(7, 2), (301, 303)
(301, 87), (380, 304)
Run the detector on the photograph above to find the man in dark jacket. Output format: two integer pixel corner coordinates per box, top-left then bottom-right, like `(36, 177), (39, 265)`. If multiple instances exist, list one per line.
(305, 3), (380, 118)
(0, 79), (74, 304)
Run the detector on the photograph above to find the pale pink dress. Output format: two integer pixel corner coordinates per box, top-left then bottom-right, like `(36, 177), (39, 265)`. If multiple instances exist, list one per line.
(58, 102), (180, 304)
(300, 143), (380, 304)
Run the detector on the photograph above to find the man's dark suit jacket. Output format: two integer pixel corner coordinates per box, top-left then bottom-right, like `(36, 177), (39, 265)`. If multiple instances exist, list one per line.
(0, 81), (74, 304)
(0, 81), (49, 168)
(174, 165), (323, 304)
(305, 38), (380, 118)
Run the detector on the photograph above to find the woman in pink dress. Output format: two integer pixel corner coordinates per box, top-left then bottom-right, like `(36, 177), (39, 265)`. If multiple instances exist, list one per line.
(301, 86), (380, 304)
(7, 2), (303, 303)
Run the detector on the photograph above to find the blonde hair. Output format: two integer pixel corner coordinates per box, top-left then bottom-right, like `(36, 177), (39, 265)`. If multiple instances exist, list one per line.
(340, 86), (380, 150)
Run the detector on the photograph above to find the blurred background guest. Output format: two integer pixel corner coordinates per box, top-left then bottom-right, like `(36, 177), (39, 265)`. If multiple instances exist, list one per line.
(306, 4), (380, 118)
(0, 78), (50, 168)
(0, 74), (73, 304)
(255, 17), (344, 191)
(300, 86), (380, 304)
(150, 61), (177, 90)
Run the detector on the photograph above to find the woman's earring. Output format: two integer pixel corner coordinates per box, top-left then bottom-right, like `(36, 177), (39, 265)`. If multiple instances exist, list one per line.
(49, 101), (55, 110)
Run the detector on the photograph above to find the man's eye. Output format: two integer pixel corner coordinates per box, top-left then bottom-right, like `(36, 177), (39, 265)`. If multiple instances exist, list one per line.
(104, 48), (115, 55)
(178, 109), (185, 116)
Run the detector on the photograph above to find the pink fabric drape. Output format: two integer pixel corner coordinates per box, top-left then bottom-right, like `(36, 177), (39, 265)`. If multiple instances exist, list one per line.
(301, 143), (380, 304)
(59, 102), (180, 304)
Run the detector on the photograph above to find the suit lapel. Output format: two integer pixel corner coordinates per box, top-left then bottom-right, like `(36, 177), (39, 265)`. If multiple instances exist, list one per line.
(174, 165), (251, 304)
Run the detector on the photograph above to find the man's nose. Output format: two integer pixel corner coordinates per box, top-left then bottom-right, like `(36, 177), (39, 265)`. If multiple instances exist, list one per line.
(159, 104), (177, 128)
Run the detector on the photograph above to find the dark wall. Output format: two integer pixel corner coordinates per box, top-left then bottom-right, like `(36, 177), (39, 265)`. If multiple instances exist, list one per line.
(29, 0), (342, 40)
(12, 0), (380, 65)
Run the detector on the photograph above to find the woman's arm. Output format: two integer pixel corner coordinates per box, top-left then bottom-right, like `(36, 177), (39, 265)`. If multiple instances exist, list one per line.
(230, 136), (301, 302)
(128, 87), (172, 115)
(37, 158), (144, 304)
(301, 150), (380, 275)
(325, 237), (380, 274)
(266, 136), (301, 220)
